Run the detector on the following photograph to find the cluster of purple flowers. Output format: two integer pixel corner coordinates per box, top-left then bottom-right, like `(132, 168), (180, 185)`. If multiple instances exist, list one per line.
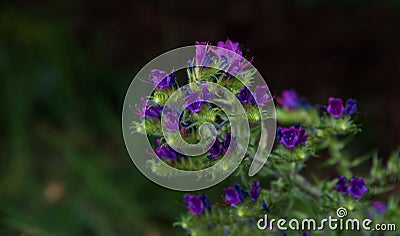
(214, 39), (250, 75)
(336, 176), (368, 199)
(195, 39), (251, 75)
(324, 97), (358, 118)
(222, 181), (269, 212)
(133, 69), (178, 119)
(276, 124), (308, 149)
(152, 132), (235, 161)
(197, 39), (271, 107)
(184, 181), (269, 215)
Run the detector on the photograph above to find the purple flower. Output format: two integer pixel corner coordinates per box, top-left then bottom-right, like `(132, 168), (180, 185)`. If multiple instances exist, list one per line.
(254, 85), (271, 106)
(200, 194), (211, 211)
(277, 89), (301, 109)
(297, 126), (307, 145)
(213, 39), (249, 74)
(150, 70), (176, 90)
(145, 106), (161, 118)
(336, 176), (348, 194)
(302, 232), (310, 236)
(224, 227), (229, 236)
(134, 98), (161, 119)
(200, 84), (214, 101)
(262, 200), (270, 212)
(276, 127), (282, 141)
(348, 177), (368, 199)
(195, 42), (212, 66)
(345, 98), (358, 115)
(373, 201), (387, 214)
(233, 184), (249, 199)
(222, 132), (236, 151)
(223, 187), (242, 206)
(327, 97), (344, 118)
(155, 139), (178, 160)
(183, 194), (204, 215)
(180, 120), (194, 134)
(216, 39), (242, 56)
(277, 125), (308, 149)
(280, 127), (298, 148)
(183, 85), (213, 113)
(237, 87), (254, 104)
(250, 181), (261, 201)
(187, 102), (203, 113)
(208, 139), (222, 160)
(185, 92), (204, 113)
(164, 111), (179, 131)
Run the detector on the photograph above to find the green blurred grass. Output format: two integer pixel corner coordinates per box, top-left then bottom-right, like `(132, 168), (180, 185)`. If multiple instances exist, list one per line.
(0, 6), (184, 236)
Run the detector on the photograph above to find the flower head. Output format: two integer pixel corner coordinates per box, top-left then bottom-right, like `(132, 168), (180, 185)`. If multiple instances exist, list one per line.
(224, 227), (229, 236)
(250, 181), (261, 201)
(277, 125), (308, 149)
(237, 86), (254, 104)
(373, 201), (387, 214)
(200, 84), (214, 101)
(145, 106), (161, 118)
(155, 139), (178, 160)
(348, 177), (368, 199)
(296, 126), (307, 145)
(223, 187), (242, 206)
(262, 200), (270, 212)
(163, 111), (180, 131)
(280, 127), (298, 148)
(222, 132), (236, 151)
(207, 139), (222, 160)
(327, 97), (344, 118)
(185, 92), (201, 113)
(195, 42), (212, 66)
(134, 98), (161, 119)
(183, 84), (213, 114)
(233, 183), (249, 199)
(215, 39), (242, 56)
(180, 119), (194, 134)
(213, 39), (249, 74)
(150, 69), (176, 90)
(345, 98), (357, 115)
(183, 194), (204, 215)
(276, 127), (282, 141)
(277, 89), (301, 109)
(254, 85), (271, 106)
(336, 176), (348, 194)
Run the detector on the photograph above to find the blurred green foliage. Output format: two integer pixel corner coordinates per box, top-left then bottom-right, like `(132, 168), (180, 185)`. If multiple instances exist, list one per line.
(0, 5), (184, 236)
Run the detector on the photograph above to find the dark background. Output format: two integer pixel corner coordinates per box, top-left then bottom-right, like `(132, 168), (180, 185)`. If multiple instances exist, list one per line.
(1, 0), (399, 235)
